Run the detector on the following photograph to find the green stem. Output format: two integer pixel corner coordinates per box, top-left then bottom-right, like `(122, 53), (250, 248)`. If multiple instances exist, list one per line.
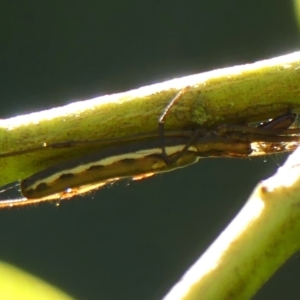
(163, 147), (300, 299)
(0, 52), (300, 186)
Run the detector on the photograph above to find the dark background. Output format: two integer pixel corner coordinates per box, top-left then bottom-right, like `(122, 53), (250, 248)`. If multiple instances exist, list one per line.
(1, 1), (300, 299)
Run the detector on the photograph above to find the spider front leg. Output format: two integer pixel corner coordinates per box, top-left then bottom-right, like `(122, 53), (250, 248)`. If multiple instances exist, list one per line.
(157, 87), (195, 165)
